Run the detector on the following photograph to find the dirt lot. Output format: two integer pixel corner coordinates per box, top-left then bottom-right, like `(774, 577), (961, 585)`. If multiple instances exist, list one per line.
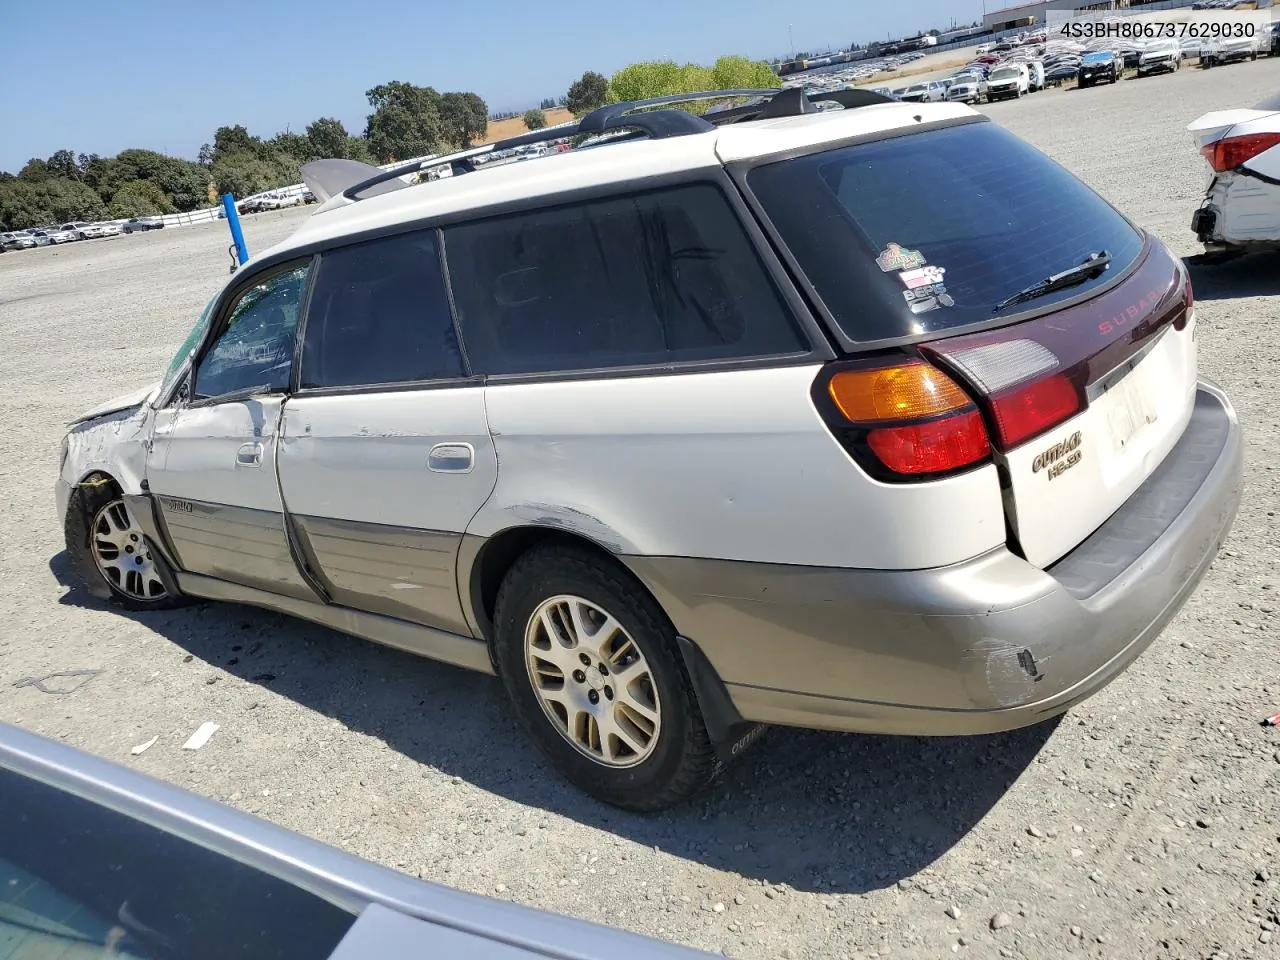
(2, 58), (1279, 960)
(480, 107), (576, 142)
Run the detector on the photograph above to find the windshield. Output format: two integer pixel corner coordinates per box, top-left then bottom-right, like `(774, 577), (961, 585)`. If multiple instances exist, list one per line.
(990, 67), (1019, 78)
(160, 295), (217, 398)
(746, 121), (1144, 341)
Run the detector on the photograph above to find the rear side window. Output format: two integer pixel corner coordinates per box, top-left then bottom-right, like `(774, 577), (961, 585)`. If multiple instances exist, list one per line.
(747, 122), (1145, 341)
(444, 183), (807, 376)
(300, 231), (464, 389)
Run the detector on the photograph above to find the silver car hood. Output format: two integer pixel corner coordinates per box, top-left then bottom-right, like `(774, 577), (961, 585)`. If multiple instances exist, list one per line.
(68, 380), (161, 426)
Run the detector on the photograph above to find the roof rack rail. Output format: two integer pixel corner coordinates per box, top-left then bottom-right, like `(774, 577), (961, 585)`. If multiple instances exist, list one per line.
(342, 122), (584, 200)
(703, 87), (897, 125)
(339, 86), (900, 202)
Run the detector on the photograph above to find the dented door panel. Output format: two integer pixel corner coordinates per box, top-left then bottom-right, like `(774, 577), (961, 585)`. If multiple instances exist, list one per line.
(147, 397), (314, 599)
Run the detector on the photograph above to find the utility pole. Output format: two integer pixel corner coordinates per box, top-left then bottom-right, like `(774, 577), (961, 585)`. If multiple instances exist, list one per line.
(789, 23), (795, 58)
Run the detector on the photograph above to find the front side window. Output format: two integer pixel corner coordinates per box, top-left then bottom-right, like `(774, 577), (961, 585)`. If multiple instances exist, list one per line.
(193, 263), (310, 400)
(299, 230), (464, 389)
(444, 183), (807, 376)
(160, 296), (216, 399)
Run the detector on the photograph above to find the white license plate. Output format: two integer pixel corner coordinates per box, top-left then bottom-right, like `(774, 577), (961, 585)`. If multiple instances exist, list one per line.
(1105, 364), (1161, 453)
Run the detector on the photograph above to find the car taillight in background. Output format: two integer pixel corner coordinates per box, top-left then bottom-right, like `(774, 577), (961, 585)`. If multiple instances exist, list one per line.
(1200, 132), (1280, 173)
(815, 361), (991, 480)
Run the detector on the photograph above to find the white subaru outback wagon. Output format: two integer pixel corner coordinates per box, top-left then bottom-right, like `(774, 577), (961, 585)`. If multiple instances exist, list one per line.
(57, 89), (1242, 810)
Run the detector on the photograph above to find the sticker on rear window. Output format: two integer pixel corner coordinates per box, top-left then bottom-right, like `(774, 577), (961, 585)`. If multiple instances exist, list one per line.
(903, 283), (953, 313)
(899, 265), (946, 289)
(876, 243), (926, 272)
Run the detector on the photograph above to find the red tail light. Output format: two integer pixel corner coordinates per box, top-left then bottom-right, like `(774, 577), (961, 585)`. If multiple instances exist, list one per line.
(1174, 257), (1194, 331)
(1200, 133), (1280, 172)
(988, 373), (1081, 448)
(866, 410), (991, 475)
(817, 362), (992, 480)
(923, 338), (1083, 451)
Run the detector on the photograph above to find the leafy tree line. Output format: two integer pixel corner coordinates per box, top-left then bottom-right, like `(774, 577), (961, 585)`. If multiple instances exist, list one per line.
(559, 55), (780, 120)
(1, 54), (779, 230)
(0, 84), (491, 230)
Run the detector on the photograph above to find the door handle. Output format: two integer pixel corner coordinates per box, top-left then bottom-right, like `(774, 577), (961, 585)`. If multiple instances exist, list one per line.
(428, 442), (475, 473)
(236, 442), (264, 467)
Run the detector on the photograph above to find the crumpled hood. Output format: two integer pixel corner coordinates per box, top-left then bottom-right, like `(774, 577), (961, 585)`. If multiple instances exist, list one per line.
(68, 381), (161, 426)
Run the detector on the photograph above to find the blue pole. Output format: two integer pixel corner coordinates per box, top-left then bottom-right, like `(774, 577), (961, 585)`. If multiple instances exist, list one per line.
(221, 193), (249, 268)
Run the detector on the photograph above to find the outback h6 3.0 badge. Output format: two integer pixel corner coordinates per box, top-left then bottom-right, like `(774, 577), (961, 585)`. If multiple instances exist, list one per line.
(876, 242), (926, 272)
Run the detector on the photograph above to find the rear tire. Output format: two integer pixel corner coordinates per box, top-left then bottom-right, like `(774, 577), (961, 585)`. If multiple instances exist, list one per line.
(493, 542), (718, 811)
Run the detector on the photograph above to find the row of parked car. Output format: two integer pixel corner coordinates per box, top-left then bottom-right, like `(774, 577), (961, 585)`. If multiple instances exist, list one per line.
(1, 189), (318, 253)
(898, 20), (1280, 109)
(0, 217), (166, 251)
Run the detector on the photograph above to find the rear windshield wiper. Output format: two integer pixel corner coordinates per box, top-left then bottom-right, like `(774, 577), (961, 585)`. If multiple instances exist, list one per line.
(993, 251), (1111, 312)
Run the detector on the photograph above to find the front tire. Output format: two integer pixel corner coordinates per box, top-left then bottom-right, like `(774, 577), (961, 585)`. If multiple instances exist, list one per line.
(493, 543), (717, 811)
(67, 481), (185, 610)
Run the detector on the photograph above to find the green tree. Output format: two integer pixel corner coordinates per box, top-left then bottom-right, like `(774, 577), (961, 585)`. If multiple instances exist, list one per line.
(606, 61), (714, 103)
(77, 154), (116, 194)
(211, 124), (260, 161)
(105, 149), (211, 212)
(305, 117), (349, 159)
(522, 108), (547, 130)
(364, 81), (443, 162)
(439, 91), (488, 148)
(210, 152), (287, 198)
(565, 70), (609, 116)
(607, 57), (780, 108)
(343, 136), (376, 164)
(709, 55), (782, 91)
(106, 179), (173, 219)
(539, 97), (557, 110)
(17, 159), (51, 182)
(46, 149), (81, 181)
(0, 179), (106, 229)
(268, 131), (316, 163)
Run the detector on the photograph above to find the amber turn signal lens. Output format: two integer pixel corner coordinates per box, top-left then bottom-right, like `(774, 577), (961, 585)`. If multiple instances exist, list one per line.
(827, 364), (973, 423)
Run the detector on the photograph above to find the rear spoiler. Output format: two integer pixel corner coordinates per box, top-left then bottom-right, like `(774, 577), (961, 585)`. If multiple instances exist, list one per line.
(300, 158), (420, 204)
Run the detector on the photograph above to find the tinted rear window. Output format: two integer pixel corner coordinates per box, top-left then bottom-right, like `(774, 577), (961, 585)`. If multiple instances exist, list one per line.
(747, 122), (1144, 341)
(444, 183), (807, 376)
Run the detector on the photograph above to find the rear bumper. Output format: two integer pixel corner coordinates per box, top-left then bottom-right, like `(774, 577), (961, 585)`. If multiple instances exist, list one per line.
(628, 381), (1241, 736)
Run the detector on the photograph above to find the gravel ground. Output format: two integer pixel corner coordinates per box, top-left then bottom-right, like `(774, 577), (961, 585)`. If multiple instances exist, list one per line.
(2, 59), (1279, 960)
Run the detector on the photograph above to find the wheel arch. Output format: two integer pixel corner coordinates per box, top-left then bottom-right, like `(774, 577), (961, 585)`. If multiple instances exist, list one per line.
(459, 525), (757, 754)
(460, 525), (632, 647)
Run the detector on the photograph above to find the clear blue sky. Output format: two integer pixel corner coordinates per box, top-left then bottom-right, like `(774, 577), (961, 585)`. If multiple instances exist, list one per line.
(0, 0), (982, 171)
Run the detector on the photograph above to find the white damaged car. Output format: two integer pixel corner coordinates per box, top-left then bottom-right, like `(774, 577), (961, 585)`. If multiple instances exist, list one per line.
(1189, 91), (1280, 255)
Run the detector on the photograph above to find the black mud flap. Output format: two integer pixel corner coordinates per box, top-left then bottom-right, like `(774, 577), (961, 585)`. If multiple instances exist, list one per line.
(1191, 207), (1217, 242)
(675, 635), (768, 777)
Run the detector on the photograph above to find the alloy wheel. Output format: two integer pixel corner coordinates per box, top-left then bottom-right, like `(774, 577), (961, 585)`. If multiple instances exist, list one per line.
(90, 498), (167, 602)
(524, 595), (661, 768)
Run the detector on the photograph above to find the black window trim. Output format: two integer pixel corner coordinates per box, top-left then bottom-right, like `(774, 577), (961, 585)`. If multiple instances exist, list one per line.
(158, 256), (319, 410)
(727, 112), (1153, 355)
(438, 172), (832, 385)
(175, 168), (833, 403)
(289, 227), (474, 396)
